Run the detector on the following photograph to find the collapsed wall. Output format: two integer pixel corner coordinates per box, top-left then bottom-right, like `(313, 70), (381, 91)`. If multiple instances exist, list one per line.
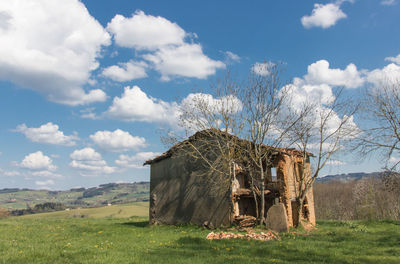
(231, 153), (316, 227)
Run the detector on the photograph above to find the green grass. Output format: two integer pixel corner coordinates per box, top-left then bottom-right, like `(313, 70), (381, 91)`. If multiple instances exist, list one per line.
(0, 206), (399, 263)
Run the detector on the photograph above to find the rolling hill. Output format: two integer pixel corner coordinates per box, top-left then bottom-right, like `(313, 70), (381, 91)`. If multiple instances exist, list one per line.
(0, 182), (150, 210)
(317, 172), (381, 183)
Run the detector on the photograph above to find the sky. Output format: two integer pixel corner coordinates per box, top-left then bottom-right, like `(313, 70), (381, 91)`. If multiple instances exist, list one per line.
(0, 0), (399, 190)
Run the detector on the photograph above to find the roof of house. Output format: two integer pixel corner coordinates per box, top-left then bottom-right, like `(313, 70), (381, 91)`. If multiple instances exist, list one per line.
(144, 129), (313, 165)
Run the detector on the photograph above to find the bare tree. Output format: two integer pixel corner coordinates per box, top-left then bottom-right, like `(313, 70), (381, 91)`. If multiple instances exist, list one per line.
(357, 81), (400, 172)
(163, 65), (320, 227)
(241, 63), (293, 225)
(164, 65), (297, 225)
(162, 72), (245, 195)
(283, 88), (359, 226)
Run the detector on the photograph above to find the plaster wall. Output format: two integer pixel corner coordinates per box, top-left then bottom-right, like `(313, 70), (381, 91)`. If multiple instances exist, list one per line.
(149, 155), (232, 227)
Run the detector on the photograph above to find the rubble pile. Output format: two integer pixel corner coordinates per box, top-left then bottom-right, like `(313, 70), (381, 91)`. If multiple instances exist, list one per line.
(234, 215), (257, 228)
(206, 231), (279, 242)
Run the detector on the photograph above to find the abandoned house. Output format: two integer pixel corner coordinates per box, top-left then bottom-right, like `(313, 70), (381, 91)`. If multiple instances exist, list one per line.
(144, 129), (316, 229)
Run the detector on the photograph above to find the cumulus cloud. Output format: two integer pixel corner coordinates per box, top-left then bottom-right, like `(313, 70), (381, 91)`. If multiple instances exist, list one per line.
(366, 63), (400, 86)
(389, 156), (400, 163)
(385, 54), (400, 65)
(280, 59), (360, 150)
(107, 10), (185, 50)
(105, 86), (180, 125)
(283, 84), (359, 148)
(381, 0), (397, 5)
(115, 152), (160, 168)
(105, 86), (242, 127)
(17, 151), (62, 182)
(285, 78), (335, 109)
(301, 3), (347, 29)
(19, 151), (57, 171)
(107, 10), (224, 80)
(142, 43), (225, 81)
(251, 62), (276, 76)
(35, 179), (55, 187)
(326, 160), (346, 165)
(80, 108), (99, 120)
(90, 129), (147, 152)
(32, 170), (62, 179)
(181, 93), (243, 115)
(15, 122), (78, 146)
(101, 60), (148, 82)
(70, 147), (101, 161)
(304, 60), (364, 88)
(69, 147), (115, 176)
(0, 0), (110, 105)
(0, 168), (20, 177)
(224, 51), (241, 63)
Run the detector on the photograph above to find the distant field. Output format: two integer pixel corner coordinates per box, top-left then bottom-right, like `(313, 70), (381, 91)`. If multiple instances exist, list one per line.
(20, 202), (149, 219)
(0, 206), (399, 264)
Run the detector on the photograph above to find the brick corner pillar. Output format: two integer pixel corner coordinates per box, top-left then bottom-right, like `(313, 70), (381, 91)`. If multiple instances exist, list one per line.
(276, 155), (293, 227)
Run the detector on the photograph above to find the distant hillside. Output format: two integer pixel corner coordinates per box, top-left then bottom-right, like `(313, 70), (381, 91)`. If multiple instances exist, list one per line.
(317, 172), (381, 183)
(0, 182), (149, 210)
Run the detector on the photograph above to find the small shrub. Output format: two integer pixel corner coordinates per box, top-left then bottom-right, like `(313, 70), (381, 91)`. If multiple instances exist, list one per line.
(0, 208), (10, 218)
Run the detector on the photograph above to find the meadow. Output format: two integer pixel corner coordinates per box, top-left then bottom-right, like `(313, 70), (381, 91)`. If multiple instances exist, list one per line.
(0, 204), (399, 264)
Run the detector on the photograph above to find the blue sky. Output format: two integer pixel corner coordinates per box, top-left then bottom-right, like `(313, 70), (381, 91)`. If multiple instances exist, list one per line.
(0, 0), (399, 190)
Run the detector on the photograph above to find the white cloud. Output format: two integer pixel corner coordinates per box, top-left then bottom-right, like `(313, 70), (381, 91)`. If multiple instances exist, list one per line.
(301, 3), (347, 29)
(105, 86), (242, 128)
(15, 122), (78, 146)
(142, 43), (225, 81)
(381, 0), (397, 6)
(367, 63), (400, 86)
(326, 160), (346, 165)
(304, 60), (364, 88)
(281, 59), (361, 149)
(0, 0), (110, 105)
(35, 179), (55, 187)
(107, 10), (186, 50)
(251, 62), (275, 76)
(224, 51), (241, 63)
(389, 156), (400, 163)
(116, 152), (160, 168)
(0, 168), (20, 177)
(181, 93), (243, 115)
(19, 151), (57, 171)
(70, 147), (101, 161)
(285, 78), (335, 109)
(80, 108), (99, 120)
(69, 147), (115, 176)
(101, 60), (148, 82)
(385, 54), (400, 65)
(105, 86), (180, 125)
(32, 170), (62, 179)
(282, 83), (360, 149)
(90, 129), (147, 152)
(107, 10), (224, 80)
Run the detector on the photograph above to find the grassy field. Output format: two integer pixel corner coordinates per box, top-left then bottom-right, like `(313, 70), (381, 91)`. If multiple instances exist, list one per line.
(19, 202), (149, 219)
(0, 205), (399, 263)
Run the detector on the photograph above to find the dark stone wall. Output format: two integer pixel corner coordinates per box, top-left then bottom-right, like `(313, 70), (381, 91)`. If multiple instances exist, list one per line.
(149, 154), (232, 227)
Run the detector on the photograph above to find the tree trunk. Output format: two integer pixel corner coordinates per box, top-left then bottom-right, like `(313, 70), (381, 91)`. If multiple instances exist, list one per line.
(260, 157), (266, 225)
(250, 173), (259, 220)
(296, 195), (305, 227)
